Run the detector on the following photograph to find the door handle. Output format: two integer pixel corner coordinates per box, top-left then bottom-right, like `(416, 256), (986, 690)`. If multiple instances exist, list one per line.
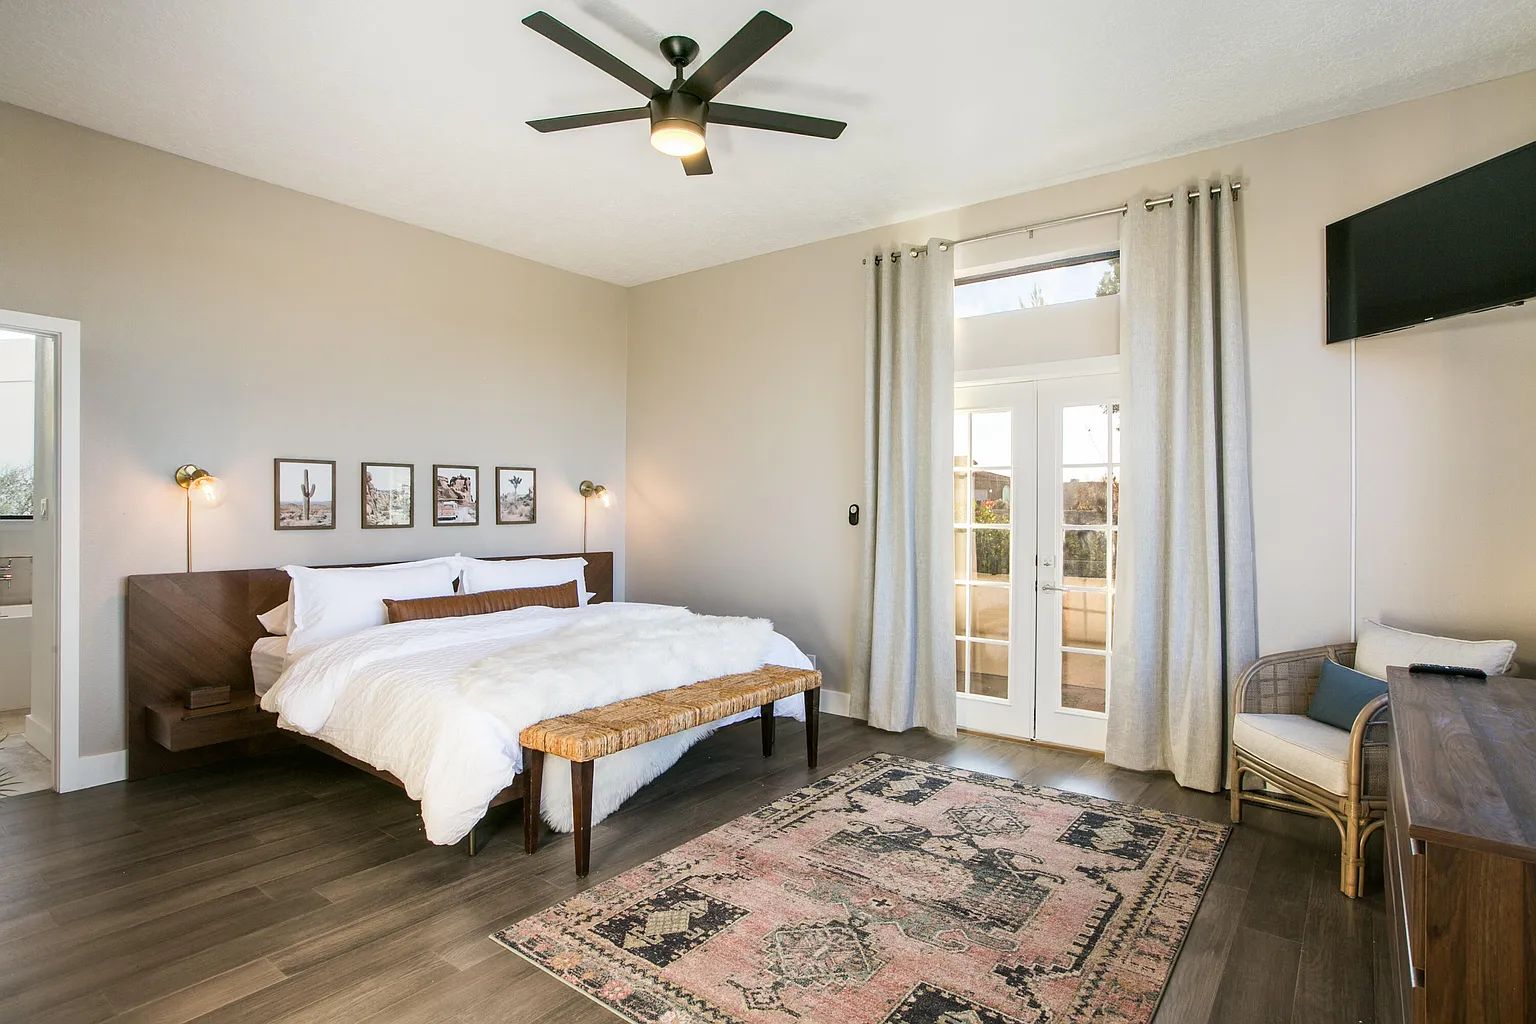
(1039, 582), (1064, 592)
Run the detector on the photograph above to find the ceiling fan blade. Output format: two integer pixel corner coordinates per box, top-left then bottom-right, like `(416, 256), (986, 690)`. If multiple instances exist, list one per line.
(522, 11), (660, 98)
(527, 107), (648, 133)
(682, 149), (713, 176)
(707, 103), (846, 139)
(682, 11), (792, 101)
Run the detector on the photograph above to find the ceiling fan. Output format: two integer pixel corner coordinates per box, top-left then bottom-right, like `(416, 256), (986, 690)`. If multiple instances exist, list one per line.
(522, 9), (846, 176)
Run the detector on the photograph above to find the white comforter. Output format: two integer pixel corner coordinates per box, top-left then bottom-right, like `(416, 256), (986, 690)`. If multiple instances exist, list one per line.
(260, 603), (810, 844)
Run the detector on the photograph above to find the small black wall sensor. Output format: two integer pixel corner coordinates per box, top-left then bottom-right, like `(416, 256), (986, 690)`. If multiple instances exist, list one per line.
(848, 504), (860, 525)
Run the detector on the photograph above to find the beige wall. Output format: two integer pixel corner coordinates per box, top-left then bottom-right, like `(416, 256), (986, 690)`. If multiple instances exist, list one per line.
(0, 102), (630, 757)
(1355, 304), (1536, 653)
(627, 71), (1536, 696)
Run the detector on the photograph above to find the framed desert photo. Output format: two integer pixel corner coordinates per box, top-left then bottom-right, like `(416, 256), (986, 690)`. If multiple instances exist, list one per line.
(433, 464), (479, 526)
(495, 467), (537, 525)
(274, 458), (336, 530)
(362, 462), (413, 529)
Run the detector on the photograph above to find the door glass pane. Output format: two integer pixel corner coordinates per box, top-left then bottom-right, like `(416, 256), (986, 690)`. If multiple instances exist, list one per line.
(1062, 651), (1107, 712)
(1062, 529), (1107, 584)
(971, 642), (1008, 699)
(971, 528), (1010, 583)
(1110, 404), (1121, 463)
(953, 530), (967, 579)
(1062, 405), (1111, 464)
(1111, 467), (1120, 525)
(1063, 467), (1107, 525)
(1062, 590), (1107, 650)
(954, 585), (968, 636)
(971, 411), (1010, 467)
(953, 473), (968, 524)
(955, 639), (967, 693)
(972, 468), (1011, 525)
(971, 586), (1009, 641)
(953, 413), (970, 468)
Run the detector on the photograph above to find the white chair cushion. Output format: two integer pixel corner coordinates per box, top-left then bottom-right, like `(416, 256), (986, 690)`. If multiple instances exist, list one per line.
(1233, 713), (1351, 795)
(1354, 619), (1515, 680)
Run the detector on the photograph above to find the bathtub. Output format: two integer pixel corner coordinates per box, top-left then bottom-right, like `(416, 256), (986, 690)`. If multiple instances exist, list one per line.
(0, 604), (32, 713)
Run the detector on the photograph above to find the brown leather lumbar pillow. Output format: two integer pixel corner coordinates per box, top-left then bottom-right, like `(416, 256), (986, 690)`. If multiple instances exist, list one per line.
(383, 580), (580, 624)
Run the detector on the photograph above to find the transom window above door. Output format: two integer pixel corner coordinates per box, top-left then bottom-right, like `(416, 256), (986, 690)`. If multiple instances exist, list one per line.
(954, 252), (1120, 319)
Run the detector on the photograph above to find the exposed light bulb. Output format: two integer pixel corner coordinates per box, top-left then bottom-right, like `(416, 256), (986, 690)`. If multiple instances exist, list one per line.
(650, 120), (705, 157)
(598, 487), (614, 508)
(190, 474), (225, 508)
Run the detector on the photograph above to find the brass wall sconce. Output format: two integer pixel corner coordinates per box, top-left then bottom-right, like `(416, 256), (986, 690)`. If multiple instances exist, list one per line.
(175, 464), (224, 572)
(579, 480), (612, 553)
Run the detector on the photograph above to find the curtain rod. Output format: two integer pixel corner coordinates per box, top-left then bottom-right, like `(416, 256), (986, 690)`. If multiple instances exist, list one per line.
(866, 181), (1243, 263)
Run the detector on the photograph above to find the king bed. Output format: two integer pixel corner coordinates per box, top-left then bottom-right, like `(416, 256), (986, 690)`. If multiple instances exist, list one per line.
(125, 551), (812, 850)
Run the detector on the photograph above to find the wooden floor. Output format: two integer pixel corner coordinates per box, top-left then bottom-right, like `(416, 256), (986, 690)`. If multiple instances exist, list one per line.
(0, 715), (1391, 1024)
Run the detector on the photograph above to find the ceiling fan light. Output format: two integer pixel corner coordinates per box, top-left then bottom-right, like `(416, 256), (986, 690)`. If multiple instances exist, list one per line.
(650, 119), (706, 157)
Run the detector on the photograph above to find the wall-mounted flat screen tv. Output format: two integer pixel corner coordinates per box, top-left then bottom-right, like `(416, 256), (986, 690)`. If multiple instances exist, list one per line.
(1325, 140), (1536, 343)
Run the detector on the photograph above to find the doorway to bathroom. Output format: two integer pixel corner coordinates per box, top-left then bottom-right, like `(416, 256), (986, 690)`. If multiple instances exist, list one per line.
(0, 309), (81, 795)
(0, 326), (51, 793)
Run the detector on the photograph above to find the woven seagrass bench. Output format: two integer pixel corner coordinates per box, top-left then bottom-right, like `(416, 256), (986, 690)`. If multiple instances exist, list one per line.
(519, 663), (822, 876)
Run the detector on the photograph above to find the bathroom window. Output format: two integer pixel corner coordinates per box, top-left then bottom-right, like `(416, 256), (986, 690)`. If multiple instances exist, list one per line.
(0, 330), (35, 519)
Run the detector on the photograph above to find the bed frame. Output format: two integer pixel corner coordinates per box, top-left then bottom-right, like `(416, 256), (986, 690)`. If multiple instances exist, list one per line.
(124, 551), (615, 851)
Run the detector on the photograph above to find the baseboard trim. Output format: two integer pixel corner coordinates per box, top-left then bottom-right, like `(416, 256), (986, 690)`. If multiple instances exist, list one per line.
(24, 713), (53, 758)
(819, 688), (853, 718)
(59, 748), (126, 793)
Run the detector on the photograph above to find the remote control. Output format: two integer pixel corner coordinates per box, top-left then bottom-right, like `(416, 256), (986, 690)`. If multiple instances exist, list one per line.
(1408, 663), (1487, 680)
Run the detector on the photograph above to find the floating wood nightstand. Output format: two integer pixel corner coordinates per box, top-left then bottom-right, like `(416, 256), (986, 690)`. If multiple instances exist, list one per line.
(144, 692), (277, 752)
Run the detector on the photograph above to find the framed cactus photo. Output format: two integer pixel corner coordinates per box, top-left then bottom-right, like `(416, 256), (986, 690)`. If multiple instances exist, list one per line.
(274, 458), (337, 530)
(495, 467), (536, 525)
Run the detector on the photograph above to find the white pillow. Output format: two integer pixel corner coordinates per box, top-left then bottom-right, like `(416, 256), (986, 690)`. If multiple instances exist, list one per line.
(1354, 619), (1516, 680)
(257, 597), (290, 636)
(284, 557), (462, 654)
(459, 556), (592, 605)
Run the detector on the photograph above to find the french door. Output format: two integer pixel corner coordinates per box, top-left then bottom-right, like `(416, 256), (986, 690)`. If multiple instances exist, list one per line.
(953, 373), (1120, 750)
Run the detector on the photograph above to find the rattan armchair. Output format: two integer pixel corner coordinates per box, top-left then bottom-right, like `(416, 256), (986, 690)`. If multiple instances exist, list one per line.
(1229, 642), (1390, 899)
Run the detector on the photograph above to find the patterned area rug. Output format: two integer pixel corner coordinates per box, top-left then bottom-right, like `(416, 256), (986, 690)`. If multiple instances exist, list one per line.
(495, 753), (1227, 1024)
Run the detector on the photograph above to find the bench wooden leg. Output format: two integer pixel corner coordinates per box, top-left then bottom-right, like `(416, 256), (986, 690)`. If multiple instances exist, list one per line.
(805, 687), (819, 769)
(760, 701), (775, 757)
(522, 746), (544, 855)
(572, 758), (594, 878)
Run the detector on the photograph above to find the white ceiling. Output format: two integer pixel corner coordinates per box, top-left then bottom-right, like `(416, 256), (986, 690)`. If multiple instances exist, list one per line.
(0, 1), (1532, 286)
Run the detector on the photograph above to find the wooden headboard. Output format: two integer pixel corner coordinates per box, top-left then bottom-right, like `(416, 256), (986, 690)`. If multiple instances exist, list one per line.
(125, 551), (614, 779)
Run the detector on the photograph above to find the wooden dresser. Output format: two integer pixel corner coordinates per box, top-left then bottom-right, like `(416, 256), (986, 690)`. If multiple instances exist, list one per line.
(1383, 666), (1536, 1023)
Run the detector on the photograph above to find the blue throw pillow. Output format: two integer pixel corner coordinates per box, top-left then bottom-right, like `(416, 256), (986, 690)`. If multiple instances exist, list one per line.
(1306, 659), (1388, 731)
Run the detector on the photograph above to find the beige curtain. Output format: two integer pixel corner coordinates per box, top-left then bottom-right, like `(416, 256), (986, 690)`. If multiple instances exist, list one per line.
(853, 241), (957, 737)
(1108, 180), (1256, 792)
